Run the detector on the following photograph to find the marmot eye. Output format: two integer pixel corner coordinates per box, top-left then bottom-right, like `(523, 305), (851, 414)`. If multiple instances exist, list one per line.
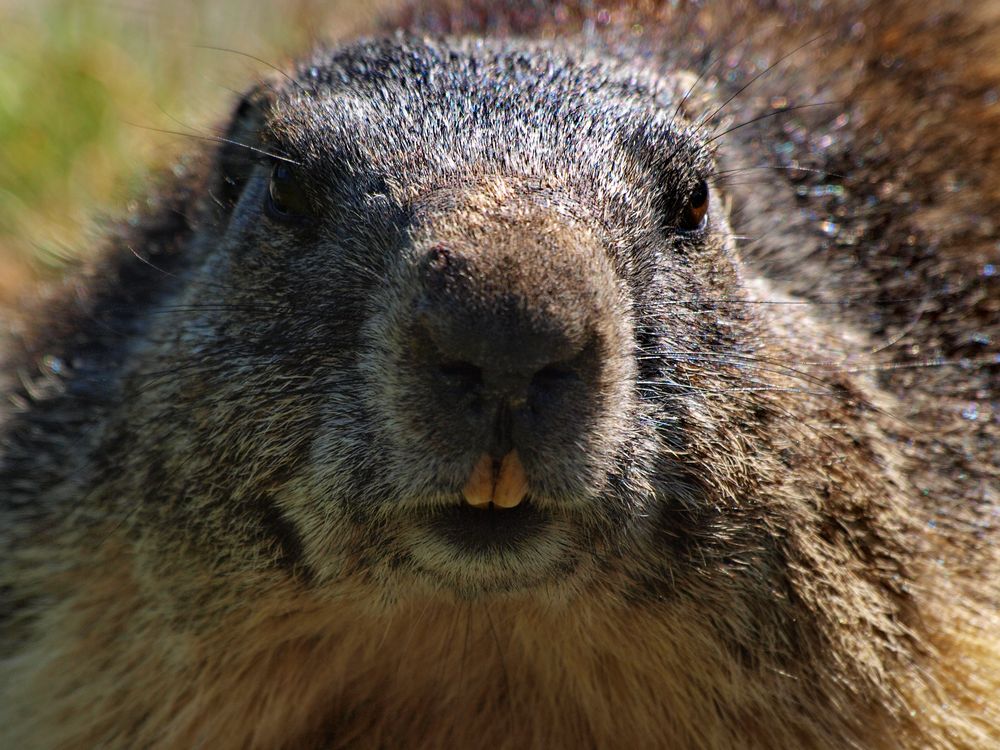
(678, 179), (709, 231)
(265, 163), (313, 223)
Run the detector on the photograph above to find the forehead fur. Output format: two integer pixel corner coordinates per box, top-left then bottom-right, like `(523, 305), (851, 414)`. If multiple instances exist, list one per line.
(264, 34), (712, 208)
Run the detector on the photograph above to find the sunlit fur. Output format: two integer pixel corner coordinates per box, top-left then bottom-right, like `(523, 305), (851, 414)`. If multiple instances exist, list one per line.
(2, 1), (999, 748)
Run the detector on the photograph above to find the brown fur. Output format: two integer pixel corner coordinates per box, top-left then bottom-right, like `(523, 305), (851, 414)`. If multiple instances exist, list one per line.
(2, 1), (999, 748)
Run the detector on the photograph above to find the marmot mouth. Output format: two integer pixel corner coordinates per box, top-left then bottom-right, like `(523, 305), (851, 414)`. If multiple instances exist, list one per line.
(426, 499), (549, 556)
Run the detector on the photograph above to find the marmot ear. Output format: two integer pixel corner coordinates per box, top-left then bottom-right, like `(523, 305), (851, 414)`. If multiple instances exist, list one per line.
(212, 83), (278, 217)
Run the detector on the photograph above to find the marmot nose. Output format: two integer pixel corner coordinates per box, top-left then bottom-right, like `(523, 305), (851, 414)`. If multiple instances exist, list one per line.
(395, 208), (628, 508)
(417, 244), (596, 412)
(420, 298), (591, 406)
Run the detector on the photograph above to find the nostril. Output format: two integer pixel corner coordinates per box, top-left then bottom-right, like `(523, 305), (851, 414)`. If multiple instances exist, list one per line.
(535, 363), (577, 379)
(530, 362), (580, 388)
(439, 360), (484, 389)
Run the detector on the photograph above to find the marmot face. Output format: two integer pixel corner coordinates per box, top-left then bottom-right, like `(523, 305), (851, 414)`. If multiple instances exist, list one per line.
(125, 35), (817, 603)
(6, 5), (1000, 747)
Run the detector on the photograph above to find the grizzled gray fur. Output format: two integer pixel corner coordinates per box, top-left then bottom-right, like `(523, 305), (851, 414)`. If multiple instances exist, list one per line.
(1, 1), (998, 748)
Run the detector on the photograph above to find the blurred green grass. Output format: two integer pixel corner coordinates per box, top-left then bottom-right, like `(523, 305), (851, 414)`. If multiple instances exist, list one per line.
(0, 0), (377, 303)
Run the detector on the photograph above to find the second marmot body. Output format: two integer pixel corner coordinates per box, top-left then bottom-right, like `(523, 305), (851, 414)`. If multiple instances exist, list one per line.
(2, 1), (999, 748)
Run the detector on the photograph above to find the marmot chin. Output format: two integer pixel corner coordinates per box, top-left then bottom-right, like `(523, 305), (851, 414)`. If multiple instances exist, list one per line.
(2, 1), (998, 748)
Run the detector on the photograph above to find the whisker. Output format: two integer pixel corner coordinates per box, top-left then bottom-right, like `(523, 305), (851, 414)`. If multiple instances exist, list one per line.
(121, 121), (301, 165)
(193, 45), (308, 96)
(698, 33), (832, 128)
(707, 100), (848, 144)
(709, 164), (844, 180)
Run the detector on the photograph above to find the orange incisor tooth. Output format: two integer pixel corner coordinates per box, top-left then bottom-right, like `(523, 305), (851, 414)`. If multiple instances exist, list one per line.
(461, 450), (530, 508)
(494, 450), (528, 508)
(462, 453), (495, 508)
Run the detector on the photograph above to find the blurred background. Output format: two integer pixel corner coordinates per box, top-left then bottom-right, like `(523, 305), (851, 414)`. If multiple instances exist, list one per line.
(0, 0), (388, 305)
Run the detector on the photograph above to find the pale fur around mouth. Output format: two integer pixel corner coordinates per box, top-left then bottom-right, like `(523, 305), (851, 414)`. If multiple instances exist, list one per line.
(399, 506), (584, 594)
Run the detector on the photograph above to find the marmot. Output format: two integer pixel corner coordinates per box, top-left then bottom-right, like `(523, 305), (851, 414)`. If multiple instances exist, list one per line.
(2, 1), (998, 748)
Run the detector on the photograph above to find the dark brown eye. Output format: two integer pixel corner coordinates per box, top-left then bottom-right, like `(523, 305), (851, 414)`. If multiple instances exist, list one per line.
(679, 179), (709, 231)
(265, 163), (313, 223)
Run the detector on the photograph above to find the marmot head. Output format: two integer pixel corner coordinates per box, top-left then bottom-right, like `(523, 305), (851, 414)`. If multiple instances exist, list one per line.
(121, 34), (847, 608)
